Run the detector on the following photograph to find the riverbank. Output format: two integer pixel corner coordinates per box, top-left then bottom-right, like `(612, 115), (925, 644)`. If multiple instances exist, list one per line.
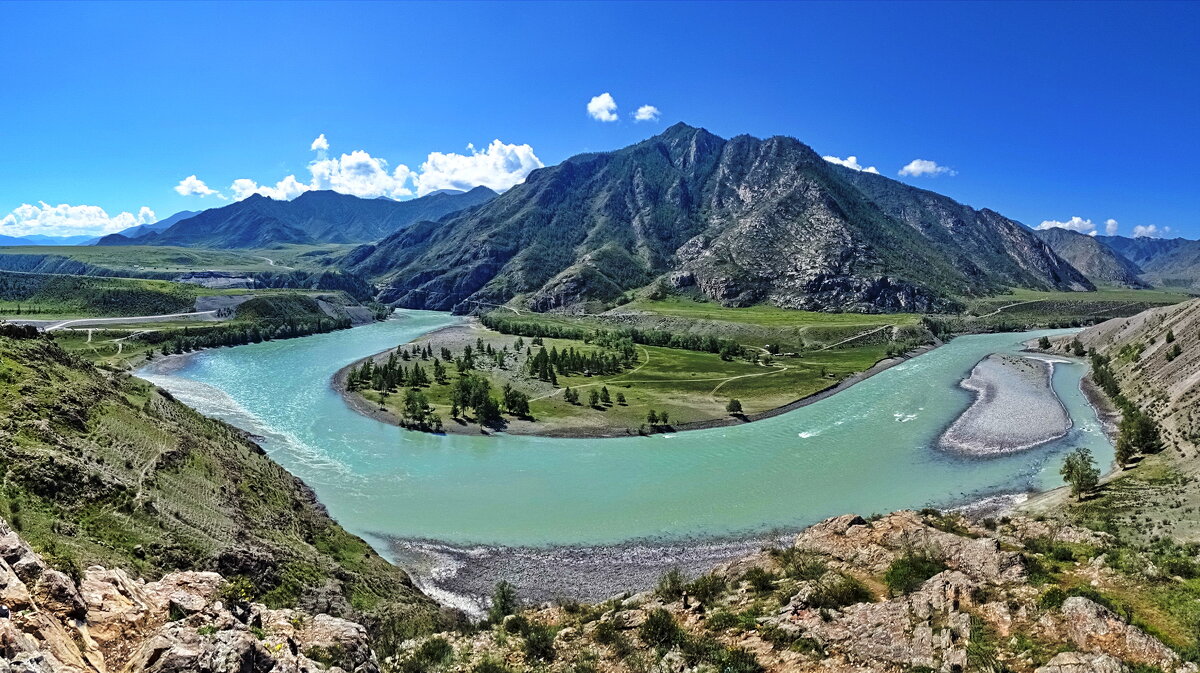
(332, 321), (941, 439)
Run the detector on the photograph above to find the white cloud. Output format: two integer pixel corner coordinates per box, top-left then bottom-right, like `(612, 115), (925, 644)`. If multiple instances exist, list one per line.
(822, 155), (880, 174)
(181, 135), (544, 203)
(587, 93), (618, 122)
(633, 105), (660, 122)
(1036, 216), (1099, 235)
(413, 140), (543, 196)
(308, 150), (415, 199)
(174, 175), (224, 198)
(1133, 224), (1170, 238)
(230, 175), (313, 201)
(0, 202), (156, 237)
(1105, 218), (1119, 236)
(898, 159), (956, 177)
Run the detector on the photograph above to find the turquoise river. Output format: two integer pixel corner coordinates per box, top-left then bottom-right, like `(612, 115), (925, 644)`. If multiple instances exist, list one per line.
(138, 310), (1112, 551)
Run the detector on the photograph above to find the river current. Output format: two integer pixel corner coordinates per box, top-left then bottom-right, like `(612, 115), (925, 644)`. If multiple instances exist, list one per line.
(137, 310), (1112, 552)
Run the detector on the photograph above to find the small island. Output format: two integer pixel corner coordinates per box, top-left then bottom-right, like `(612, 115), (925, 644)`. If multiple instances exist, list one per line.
(938, 353), (1071, 454)
(334, 301), (930, 438)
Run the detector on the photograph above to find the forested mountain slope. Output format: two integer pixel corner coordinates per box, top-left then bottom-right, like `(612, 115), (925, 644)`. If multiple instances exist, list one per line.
(346, 123), (1091, 314)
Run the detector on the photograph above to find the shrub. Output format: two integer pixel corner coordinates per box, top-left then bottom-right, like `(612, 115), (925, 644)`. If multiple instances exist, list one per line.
(655, 568), (686, 602)
(808, 574), (872, 609)
(522, 622), (556, 662)
(639, 608), (684, 649)
(741, 567), (777, 593)
(686, 573), (727, 604)
(883, 552), (946, 595)
(1039, 587), (1068, 610)
(769, 547), (827, 580)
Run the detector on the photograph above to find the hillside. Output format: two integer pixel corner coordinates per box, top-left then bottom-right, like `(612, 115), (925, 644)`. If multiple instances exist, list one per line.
(100, 186), (496, 248)
(347, 123), (1091, 315)
(0, 328), (441, 652)
(1034, 228), (1148, 288)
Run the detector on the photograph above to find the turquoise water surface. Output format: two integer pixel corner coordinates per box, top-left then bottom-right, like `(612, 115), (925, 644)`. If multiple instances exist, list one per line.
(138, 310), (1112, 548)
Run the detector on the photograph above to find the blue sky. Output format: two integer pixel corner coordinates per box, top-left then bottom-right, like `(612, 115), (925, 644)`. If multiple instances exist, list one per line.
(1, 1), (1197, 238)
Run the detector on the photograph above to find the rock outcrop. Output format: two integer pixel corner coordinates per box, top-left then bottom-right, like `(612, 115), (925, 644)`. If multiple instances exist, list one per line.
(396, 510), (1200, 673)
(0, 517), (378, 673)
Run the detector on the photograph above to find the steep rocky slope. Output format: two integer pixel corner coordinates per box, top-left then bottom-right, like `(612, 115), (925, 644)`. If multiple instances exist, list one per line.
(398, 510), (1200, 673)
(0, 514), (380, 672)
(0, 328), (441, 655)
(1033, 228), (1148, 288)
(347, 123), (1091, 314)
(101, 187), (496, 249)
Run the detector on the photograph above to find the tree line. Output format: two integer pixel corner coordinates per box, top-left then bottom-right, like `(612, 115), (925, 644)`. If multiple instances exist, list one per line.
(481, 314), (746, 360)
(1089, 352), (1163, 468)
(141, 317), (352, 355)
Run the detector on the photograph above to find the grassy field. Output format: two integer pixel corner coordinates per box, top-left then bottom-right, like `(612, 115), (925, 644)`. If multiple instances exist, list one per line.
(355, 323), (893, 436)
(0, 245), (281, 272)
(964, 287), (1193, 319)
(625, 296), (923, 328)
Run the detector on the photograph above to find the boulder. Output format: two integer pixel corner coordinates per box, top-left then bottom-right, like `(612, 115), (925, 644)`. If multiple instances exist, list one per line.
(1036, 651), (1127, 673)
(1057, 597), (1179, 671)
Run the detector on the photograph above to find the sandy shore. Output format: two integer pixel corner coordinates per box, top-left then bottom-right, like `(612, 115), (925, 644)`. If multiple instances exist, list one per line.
(938, 353), (1071, 455)
(332, 322), (941, 439)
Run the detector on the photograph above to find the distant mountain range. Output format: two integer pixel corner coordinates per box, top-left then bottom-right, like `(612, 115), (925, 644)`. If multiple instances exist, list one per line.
(1033, 228), (1148, 288)
(97, 186), (496, 248)
(345, 123), (1092, 314)
(0, 233), (99, 246)
(1034, 230), (1200, 291)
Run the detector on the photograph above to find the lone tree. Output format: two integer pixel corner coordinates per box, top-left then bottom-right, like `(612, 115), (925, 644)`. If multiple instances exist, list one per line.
(1037, 336), (1051, 350)
(616, 392), (626, 405)
(589, 389), (600, 407)
(1060, 447), (1100, 500)
(647, 409), (659, 425)
(726, 399), (743, 415)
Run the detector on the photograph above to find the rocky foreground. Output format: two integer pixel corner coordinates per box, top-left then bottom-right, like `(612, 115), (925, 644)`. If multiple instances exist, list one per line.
(399, 510), (1199, 673)
(8, 505), (1200, 673)
(0, 515), (377, 673)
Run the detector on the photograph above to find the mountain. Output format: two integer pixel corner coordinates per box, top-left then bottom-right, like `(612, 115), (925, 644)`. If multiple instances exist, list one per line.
(0, 233), (98, 246)
(111, 209), (201, 241)
(346, 123), (1091, 314)
(1034, 228), (1148, 288)
(100, 186), (497, 249)
(1095, 235), (1200, 289)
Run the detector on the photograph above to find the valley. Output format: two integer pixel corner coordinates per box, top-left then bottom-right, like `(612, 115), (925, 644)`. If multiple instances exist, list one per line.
(2, 114), (1198, 673)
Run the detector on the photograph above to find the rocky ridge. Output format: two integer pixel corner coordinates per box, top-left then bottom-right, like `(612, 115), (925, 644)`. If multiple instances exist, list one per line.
(347, 123), (1092, 315)
(0, 515), (378, 673)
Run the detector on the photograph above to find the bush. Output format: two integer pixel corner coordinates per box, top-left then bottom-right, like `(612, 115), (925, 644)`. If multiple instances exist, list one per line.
(1039, 587), (1068, 610)
(741, 567), (777, 593)
(808, 574), (873, 609)
(655, 568), (686, 601)
(522, 622), (556, 662)
(883, 552), (946, 595)
(640, 608), (685, 649)
(769, 547), (827, 580)
(686, 573), (727, 604)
